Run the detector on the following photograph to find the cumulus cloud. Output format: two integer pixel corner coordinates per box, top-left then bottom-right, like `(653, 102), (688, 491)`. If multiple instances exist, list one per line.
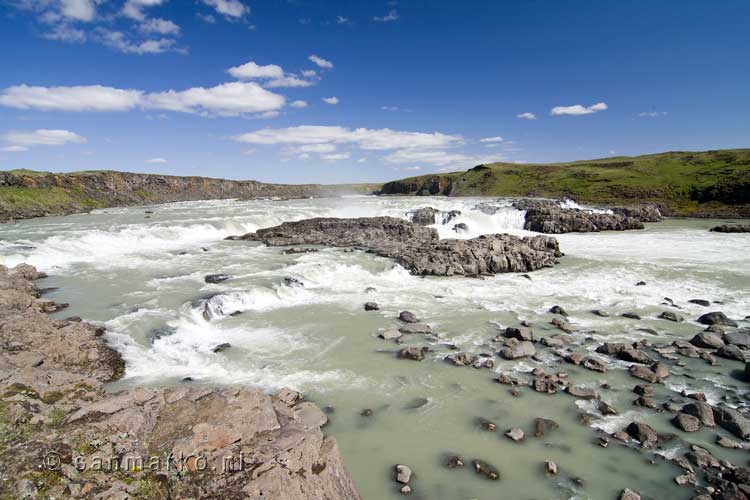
(2, 129), (86, 147)
(322, 96), (339, 104)
(336, 16), (349, 24)
(293, 143), (337, 153)
(301, 70), (317, 78)
(145, 157), (167, 163)
(122, 0), (166, 20)
(265, 76), (314, 88)
(227, 61), (284, 80)
(638, 111), (667, 117)
(373, 9), (399, 22)
(551, 102), (608, 116)
(60, 0), (97, 22)
(233, 125), (462, 150)
(0, 145), (29, 152)
(202, 0), (248, 19)
(97, 29), (181, 54)
(308, 55), (333, 69)
(139, 18), (181, 36)
(479, 136), (504, 143)
(516, 112), (536, 120)
(43, 24), (87, 42)
(290, 100), (308, 108)
(382, 149), (476, 166)
(321, 152), (350, 161)
(0, 82), (285, 117)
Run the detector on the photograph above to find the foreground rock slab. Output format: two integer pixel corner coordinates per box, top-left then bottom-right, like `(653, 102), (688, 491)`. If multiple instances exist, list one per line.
(0, 264), (360, 500)
(235, 217), (562, 276)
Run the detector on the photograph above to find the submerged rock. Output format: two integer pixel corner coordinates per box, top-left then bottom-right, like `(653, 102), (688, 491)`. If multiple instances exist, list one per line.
(205, 273), (232, 284)
(659, 311), (684, 322)
(471, 459), (500, 480)
(237, 217), (562, 276)
(364, 302), (380, 311)
(398, 347), (428, 361)
(697, 311), (738, 327)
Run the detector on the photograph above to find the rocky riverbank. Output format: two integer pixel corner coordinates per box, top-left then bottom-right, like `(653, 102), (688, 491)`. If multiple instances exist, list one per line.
(0, 170), (378, 223)
(231, 216), (563, 275)
(0, 264), (360, 499)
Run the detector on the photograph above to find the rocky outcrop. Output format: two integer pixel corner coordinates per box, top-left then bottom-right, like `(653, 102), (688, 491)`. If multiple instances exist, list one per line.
(378, 175), (453, 196)
(234, 217), (562, 276)
(0, 170), (378, 222)
(518, 200), (661, 233)
(0, 264), (360, 500)
(710, 224), (750, 233)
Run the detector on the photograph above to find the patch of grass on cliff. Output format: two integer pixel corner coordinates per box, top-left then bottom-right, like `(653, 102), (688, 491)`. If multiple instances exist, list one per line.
(0, 186), (104, 216)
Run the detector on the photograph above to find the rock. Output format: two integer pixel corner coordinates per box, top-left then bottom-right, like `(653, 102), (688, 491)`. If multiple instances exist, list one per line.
(533, 418), (560, 437)
(549, 305), (568, 316)
(364, 302), (380, 311)
(211, 342), (231, 353)
(597, 400), (619, 416)
(398, 323), (433, 334)
(445, 455), (464, 468)
(550, 317), (574, 333)
(723, 331), (750, 349)
(504, 326), (534, 341)
(672, 413), (702, 432)
(471, 459), (500, 480)
(618, 488), (641, 500)
(399, 485), (411, 495)
(713, 405), (750, 440)
(452, 223), (469, 233)
(544, 460), (558, 476)
(634, 396), (657, 409)
(597, 342), (628, 355)
(445, 352), (477, 367)
(633, 384), (654, 396)
(204, 274), (231, 284)
(618, 348), (654, 364)
(697, 312), (738, 327)
(625, 422), (658, 447)
(360, 408), (374, 417)
(635, 281), (646, 286)
(500, 341), (536, 359)
(568, 385), (599, 400)
(399, 311), (418, 323)
(240, 217), (563, 276)
(690, 331), (725, 349)
(689, 299), (711, 307)
(683, 402), (716, 427)
(541, 336), (565, 348)
(398, 347), (427, 361)
(394, 464), (412, 484)
(592, 309), (610, 317)
(622, 312), (641, 320)
(441, 210), (462, 224)
(674, 473), (696, 485)
(659, 311), (684, 322)
(407, 207), (439, 225)
(379, 329), (402, 340)
(716, 344), (746, 361)
(716, 436), (743, 449)
(685, 445), (721, 469)
(505, 428), (525, 441)
(564, 353), (583, 365)
(581, 356), (608, 373)
(710, 224), (750, 233)
(522, 205), (647, 234)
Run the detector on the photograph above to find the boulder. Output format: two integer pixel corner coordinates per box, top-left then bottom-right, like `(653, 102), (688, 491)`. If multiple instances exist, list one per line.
(445, 352), (477, 367)
(625, 422), (658, 447)
(407, 207), (439, 225)
(549, 305), (568, 316)
(397, 347), (427, 361)
(712, 405), (750, 440)
(504, 326), (534, 342)
(504, 428), (525, 441)
(723, 331), (750, 349)
(500, 341), (536, 359)
(398, 323), (433, 334)
(716, 344), (746, 361)
(471, 460), (500, 480)
(533, 418), (560, 437)
(659, 311), (684, 322)
(688, 299), (711, 307)
(205, 274), (232, 284)
(690, 331), (725, 349)
(697, 312), (738, 327)
(364, 302), (379, 311)
(682, 402), (716, 427)
(399, 311), (418, 323)
(617, 348), (654, 365)
(672, 413), (702, 432)
(394, 464), (412, 484)
(567, 385), (599, 400)
(618, 489), (641, 500)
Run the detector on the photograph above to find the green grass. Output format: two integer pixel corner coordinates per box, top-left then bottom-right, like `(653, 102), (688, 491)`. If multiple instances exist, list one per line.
(382, 149), (750, 215)
(0, 186), (104, 216)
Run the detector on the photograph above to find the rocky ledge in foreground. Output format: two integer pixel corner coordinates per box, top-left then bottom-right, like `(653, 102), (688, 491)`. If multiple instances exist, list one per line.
(710, 224), (750, 233)
(515, 200), (662, 234)
(0, 264), (360, 499)
(231, 216), (562, 275)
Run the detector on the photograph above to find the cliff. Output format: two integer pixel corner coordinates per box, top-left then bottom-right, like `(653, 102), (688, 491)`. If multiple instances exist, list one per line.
(0, 170), (379, 222)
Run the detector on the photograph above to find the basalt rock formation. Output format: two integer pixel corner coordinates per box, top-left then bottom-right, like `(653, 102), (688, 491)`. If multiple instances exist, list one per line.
(0, 264), (360, 500)
(515, 200), (662, 234)
(232, 216), (562, 275)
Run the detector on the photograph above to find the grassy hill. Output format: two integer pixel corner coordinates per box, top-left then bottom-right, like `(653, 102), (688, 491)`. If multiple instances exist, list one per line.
(379, 149), (750, 217)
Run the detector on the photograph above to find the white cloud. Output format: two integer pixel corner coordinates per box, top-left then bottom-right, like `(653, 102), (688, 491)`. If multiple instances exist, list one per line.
(233, 125), (462, 151)
(551, 102), (608, 116)
(294, 143), (337, 153)
(336, 15), (349, 24)
(3, 129), (86, 147)
(227, 61), (284, 80)
(0, 145), (29, 152)
(145, 157), (167, 163)
(479, 136), (504, 143)
(197, 12), (216, 23)
(0, 82), (286, 117)
(323, 96), (339, 104)
(0, 84), (143, 111)
(254, 110), (279, 119)
(297, 153), (311, 159)
(301, 69), (317, 78)
(202, 0), (248, 19)
(373, 9), (399, 22)
(122, 0), (166, 21)
(60, 0), (96, 21)
(322, 152), (350, 161)
(357, 157), (367, 163)
(98, 29), (180, 54)
(265, 76), (313, 88)
(516, 112), (536, 120)
(43, 24), (86, 42)
(404, 166), (421, 171)
(638, 111), (667, 117)
(308, 54), (333, 69)
(383, 149), (475, 166)
(290, 100), (308, 108)
(139, 18), (181, 36)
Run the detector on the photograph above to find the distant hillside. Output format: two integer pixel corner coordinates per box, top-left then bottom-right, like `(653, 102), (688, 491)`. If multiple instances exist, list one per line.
(379, 149), (750, 217)
(0, 170), (379, 222)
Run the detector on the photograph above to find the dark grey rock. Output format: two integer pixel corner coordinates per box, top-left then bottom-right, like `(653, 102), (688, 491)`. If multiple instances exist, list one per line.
(697, 311), (738, 327)
(204, 274), (232, 284)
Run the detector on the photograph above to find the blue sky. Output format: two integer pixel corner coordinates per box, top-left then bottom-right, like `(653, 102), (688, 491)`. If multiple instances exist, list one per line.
(0, 0), (748, 184)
